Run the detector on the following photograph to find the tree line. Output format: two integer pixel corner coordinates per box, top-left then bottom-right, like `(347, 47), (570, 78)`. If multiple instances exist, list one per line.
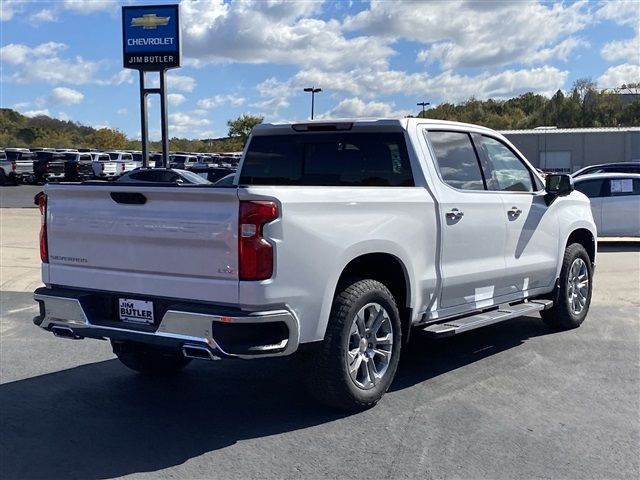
(0, 109), (262, 152)
(420, 80), (640, 129)
(1, 79), (637, 150)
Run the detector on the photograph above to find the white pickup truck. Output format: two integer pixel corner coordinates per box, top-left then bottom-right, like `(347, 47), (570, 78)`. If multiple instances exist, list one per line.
(34, 119), (596, 410)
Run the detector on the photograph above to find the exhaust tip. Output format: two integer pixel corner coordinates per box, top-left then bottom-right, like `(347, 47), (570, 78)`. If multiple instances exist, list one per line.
(51, 326), (82, 340)
(182, 345), (220, 361)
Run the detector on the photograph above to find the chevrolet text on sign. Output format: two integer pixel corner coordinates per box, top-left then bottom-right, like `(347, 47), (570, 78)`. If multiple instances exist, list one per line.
(122, 4), (180, 70)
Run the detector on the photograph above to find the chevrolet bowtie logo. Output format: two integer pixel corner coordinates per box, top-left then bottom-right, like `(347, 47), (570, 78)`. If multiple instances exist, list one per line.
(131, 14), (170, 29)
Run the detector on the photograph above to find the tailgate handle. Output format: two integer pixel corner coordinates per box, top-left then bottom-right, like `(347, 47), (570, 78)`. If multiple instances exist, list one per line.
(110, 192), (147, 205)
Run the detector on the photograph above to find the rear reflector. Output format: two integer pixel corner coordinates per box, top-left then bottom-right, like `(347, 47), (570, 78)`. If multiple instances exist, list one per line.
(239, 201), (278, 281)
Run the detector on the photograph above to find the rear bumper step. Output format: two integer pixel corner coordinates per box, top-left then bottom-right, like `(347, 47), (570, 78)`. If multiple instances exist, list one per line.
(423, 300), (553, 338)
(34, 288), (299, 359)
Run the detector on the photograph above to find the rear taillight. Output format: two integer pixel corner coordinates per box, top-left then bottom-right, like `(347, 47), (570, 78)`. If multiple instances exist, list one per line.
(11, 161), (16, 172)
(39, 194), (48, 263)
(43, 163), (49, 173)
(75, 163), (80, 172)
(239, 201), (278, 281)
(101, 163), (105, 172)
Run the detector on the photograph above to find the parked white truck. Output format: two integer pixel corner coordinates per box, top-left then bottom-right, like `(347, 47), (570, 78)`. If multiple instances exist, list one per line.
(34, 119), (596, 410)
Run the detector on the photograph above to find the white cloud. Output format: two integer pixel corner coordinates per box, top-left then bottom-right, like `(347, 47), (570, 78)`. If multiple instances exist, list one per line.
(0, 42), (102, 85)
(595, 0), (640, 28)
(168, 93), (186, 107)
(57, 112), (70, 121)
(0, 0), (23, 21)
(319, 98), (413, 119)
(180, 0), (392, 70)
(30, 8), (57, 23)
(117, 108), (128, 116)
(197, 94), (245, 109)
(291, 65), (566, 103)
(62, 0), (118, 15)
(597, 64), (640, 89)
(51, 87), (84, 105)
(151, 74), (197, 92)
(168, 111), (211, 137)
(347, 0), (590, 69)
(601, 33), (640, 63)
(98, 69), (134, 86)
(23, 109), (50, 118)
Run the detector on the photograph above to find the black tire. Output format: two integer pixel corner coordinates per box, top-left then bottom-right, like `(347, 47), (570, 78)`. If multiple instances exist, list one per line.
(0, 170), (6, 186)
(112, 341), (191, 375)
(306, 278), (402, 411)
(541, 243), (593, 330)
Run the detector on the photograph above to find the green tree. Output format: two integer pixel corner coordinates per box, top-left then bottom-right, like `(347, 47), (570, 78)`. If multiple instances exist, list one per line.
(227, 114), (263, 145)
(89, 128), (128, 150)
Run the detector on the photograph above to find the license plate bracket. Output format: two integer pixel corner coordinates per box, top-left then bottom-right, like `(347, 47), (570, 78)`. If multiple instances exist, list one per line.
(118, 298), (154, 325)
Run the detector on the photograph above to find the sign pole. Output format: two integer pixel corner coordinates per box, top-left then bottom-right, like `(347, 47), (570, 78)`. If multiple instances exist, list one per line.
(122, 4), (180, 170)
(139, 70), (149, 168)
(159, 69), (169, 168)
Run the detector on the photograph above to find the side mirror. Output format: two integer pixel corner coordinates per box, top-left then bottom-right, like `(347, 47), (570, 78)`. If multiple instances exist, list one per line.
(545, 174), (574, 197)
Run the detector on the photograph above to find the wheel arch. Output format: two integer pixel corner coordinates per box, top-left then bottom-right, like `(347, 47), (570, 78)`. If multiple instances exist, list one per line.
(566, 228), (596, 266)
(334, 252), (413, 345)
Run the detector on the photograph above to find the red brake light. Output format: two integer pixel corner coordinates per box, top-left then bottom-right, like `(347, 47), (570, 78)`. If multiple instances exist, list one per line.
(11, 161), (16, 171)
(39, 194), (48, 263)
(239, 201), (278, 280)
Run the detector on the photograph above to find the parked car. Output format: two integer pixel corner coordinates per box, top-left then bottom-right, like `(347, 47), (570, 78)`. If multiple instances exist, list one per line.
(61, 152), (94, 181)
(213, 173), (235, 186)
(574, 173), (640, 237)
(189, 165), (236, 183)
(0, 150), (20, 185)
(105, 151), (138, 173)
(169, 154), (200, 170)
(116, 168), (212, 184)
(573, 162), (640, 177)
(34, 118), (596, 411)
(4, 148), (36, 183)
(33, 151), (66, 183)
(91, 152), (123, 179)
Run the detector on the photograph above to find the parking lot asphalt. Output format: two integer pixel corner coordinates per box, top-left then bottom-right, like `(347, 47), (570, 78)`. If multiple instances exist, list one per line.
(1, 185), (639, 480)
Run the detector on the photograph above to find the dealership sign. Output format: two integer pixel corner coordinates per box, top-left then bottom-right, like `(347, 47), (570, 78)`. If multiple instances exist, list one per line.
(122, 4), (180, 70)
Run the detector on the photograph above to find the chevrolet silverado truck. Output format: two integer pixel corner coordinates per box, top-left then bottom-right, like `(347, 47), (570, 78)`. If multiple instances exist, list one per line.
(34, 119), (596, 411)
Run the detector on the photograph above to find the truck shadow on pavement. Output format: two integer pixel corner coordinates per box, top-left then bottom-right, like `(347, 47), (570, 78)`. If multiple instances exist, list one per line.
(0, 316), (553, 479)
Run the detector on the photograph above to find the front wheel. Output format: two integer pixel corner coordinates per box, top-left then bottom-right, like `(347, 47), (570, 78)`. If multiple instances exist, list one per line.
(541, 243), (593, 330)
(306, 279), (402, 411)
(112, 341), (191, 375)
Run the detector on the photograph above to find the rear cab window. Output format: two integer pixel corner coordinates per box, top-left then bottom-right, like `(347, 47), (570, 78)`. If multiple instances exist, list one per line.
(240, 132), (414, 187)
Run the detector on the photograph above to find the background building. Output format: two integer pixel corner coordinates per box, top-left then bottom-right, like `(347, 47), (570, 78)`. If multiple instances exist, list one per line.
(502, 127), (640, 173)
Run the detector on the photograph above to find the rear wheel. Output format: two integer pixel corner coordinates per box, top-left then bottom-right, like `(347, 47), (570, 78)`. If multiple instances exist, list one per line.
(306, 279), (402, 411)
(112, 341), (191, 375)
(0, 170), (6, 186)
(541, 243), (593, 330)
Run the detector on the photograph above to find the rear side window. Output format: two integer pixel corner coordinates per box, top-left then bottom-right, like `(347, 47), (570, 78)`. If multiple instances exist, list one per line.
(608, 178), (640, 196)
(427, 131), (484, 191)
(240, 132), (414, 186)
(575, 179), (606, 198)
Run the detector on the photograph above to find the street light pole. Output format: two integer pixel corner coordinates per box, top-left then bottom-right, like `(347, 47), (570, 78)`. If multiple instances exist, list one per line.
(304, 87), (322, 120)
(417, 101), (430, 117)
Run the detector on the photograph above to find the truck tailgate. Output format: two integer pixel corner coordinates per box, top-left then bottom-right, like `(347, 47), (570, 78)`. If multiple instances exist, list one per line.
(44, 184), (239, 304)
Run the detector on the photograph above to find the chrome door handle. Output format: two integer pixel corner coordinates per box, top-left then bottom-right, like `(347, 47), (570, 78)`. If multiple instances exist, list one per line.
(446, 208), (464, 220)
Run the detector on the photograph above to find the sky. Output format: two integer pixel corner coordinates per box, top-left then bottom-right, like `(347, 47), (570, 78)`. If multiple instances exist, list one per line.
(1, 0), (639, 141)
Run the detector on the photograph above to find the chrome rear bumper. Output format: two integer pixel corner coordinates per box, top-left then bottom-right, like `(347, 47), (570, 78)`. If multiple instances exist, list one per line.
(34, 288), (299, 359)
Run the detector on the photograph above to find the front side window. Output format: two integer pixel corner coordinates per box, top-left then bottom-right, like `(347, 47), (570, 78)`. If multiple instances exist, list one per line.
(427, 131), (484, 191)
(478, 136), (533, 192)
